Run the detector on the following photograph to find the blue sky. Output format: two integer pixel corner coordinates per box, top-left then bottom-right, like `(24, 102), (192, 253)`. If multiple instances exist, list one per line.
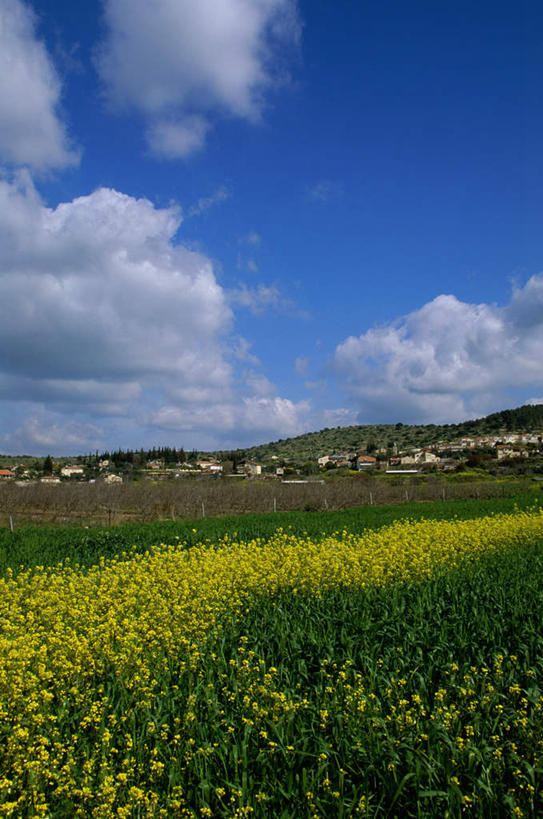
(1, 0), (542, 455)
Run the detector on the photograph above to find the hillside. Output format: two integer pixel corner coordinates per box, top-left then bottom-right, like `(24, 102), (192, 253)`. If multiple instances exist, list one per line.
(214, 404), (543, 463)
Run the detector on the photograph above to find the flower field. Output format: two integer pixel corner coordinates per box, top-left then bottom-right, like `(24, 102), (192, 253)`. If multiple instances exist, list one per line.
(2, 509), (543, 816)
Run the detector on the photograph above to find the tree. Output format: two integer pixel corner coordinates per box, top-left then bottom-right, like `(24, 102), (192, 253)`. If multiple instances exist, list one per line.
(43, 455), (53, 475)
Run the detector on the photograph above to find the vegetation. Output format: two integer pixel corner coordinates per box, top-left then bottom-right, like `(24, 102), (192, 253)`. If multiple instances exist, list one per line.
(1, 403), (541, 475)
(0, 469), (537, 529)
(213, 403), (543, 463)
(0, 489), (541, 575)
(2, 509), (543, 816)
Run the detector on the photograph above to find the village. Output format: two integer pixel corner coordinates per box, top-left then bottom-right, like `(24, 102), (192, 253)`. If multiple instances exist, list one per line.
(1, 430), (542, 485)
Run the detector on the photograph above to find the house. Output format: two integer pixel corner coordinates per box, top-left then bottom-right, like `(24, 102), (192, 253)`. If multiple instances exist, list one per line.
(40, 475), (61, 484)
(329, 453), (352, 468)
(239, 461), (262, 477)
(104, 473), (122, 484)
(317, 455), (331, 467)
(496, 446), (526, 460)
(399, 454), (417, 465)
(61, 465), (85, 477)
(197, 460), (223, 473)
(415, 450), (439, 464)
(356, 455), (377, 470)
(0, 468), (15, 480)
(460, 438), (477, 449)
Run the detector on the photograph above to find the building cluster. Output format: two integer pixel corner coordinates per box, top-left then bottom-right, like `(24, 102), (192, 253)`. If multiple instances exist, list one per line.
(0, 431), (541, 485)
(319, 432), (542, 473)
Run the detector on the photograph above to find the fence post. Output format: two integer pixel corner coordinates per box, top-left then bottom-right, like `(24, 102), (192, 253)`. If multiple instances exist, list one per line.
(9, 515), (14, 532)
(324, 497), (328, 511)
(273, 497), (277, 513)
(201, 501), (205, 518)
(405, 490), (409, 503)
(369, 491), (373, 505)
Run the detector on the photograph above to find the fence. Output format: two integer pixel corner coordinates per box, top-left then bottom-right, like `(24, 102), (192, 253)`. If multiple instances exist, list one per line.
(0, 476), (534, 527)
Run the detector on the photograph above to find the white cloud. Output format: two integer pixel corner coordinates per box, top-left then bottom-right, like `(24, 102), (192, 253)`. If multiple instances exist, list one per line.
(0, 175), (232, 418)
(232, 337), (261, 366)
(228, 282), (309, 318)
(322, 408), (358, 427)
(152, 395), (310, 440)
(306, 180), (341, 202)
(228, 282), (283, 312)
(243, 395), (310, 434)
(0, 373), (141, 417)
(146, 116), (210, 160)
(239, 231), (261, 245)
(245, 372), (276, 396)
(332, 277), (543, 424)
(0, 0), (79, 169)
(0, 175), (319, 452)
(97, 0), (300, 157)
(4, 415), (104, 454)
(188, 185), (230, 217)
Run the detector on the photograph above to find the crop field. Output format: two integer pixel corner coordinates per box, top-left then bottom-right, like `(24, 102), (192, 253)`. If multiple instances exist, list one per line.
(0, 475), (535, 528)
(1, 489), (541, 574)
(2, 503), (543, 817)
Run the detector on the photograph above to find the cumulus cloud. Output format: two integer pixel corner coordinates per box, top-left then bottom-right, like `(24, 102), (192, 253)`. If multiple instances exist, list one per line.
(232, 337), (261, 366)
(4, 415), (104, 454)
(0, 174), (232, 414)
(152, 395), (310, 440)
(245, 372), (276, 397)
(0, 373), (141, 417)
(96, 0), (300, 157)
(333, 277), (543, 424)
(322, 408), (358, 427)
(0, 175), (319, 452)
(146, 116), (210, 160)
(0, 0), (79, 169)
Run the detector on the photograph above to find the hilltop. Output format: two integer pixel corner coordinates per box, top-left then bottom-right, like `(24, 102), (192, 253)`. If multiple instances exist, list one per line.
(214, 404), (543, 463)
(1, 404), (542, 469)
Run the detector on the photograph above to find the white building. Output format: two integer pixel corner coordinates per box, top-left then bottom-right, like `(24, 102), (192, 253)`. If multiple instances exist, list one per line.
(61, 465), (85, 477)
(104, 473), (123, 484)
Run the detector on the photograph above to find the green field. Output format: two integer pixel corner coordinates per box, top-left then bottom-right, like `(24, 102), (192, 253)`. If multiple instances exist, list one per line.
(178, 543), (543, 817)
(1, 488), (542, 574)
(2, 495), (543, 817)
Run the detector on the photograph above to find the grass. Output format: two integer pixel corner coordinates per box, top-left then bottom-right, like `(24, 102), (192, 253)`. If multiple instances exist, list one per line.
(183, 542), (543, 816)
(2, 510), (543, 816)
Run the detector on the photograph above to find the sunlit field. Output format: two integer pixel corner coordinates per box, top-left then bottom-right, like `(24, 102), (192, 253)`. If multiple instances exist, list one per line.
(2, 509), (543, 816)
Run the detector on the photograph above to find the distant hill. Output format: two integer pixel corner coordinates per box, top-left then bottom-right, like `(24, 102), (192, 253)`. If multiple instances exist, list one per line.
(214, 404), (543, 463)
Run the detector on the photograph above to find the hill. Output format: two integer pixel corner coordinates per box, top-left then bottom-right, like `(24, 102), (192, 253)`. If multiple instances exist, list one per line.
(214, 404), (543, 463)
